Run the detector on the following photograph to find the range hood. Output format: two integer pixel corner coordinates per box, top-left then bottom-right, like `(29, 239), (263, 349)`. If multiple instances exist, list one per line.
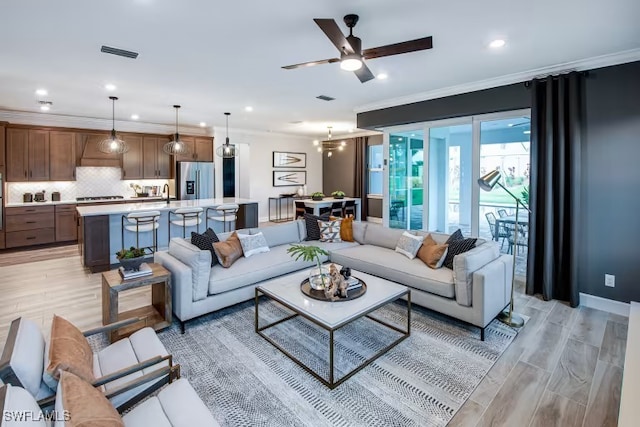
(78, 133), (121, 167)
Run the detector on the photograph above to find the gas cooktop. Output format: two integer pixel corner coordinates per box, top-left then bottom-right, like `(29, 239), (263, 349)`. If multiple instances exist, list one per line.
(76, 195), (125, 201)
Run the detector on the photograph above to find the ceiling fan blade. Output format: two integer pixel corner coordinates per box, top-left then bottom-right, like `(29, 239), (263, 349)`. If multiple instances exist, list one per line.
(314, 18), (355, 54)
(362, 36), (433, 60)
(282, 58), (340, 70)
(354, 63), (376, 83)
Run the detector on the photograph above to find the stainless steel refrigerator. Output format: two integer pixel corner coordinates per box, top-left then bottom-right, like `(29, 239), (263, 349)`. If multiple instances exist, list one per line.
(176, 162), (215, 200)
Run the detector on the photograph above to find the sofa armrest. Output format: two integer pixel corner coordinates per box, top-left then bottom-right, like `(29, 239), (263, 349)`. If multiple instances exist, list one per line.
(167, 238), (211, 302)
(471, 254), (513, 328)
(154, 251), (195, 322)
(453, 242), (501, 306)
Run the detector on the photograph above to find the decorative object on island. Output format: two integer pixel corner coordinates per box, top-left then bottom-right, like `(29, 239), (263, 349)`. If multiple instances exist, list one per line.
(478, 170), (530, 328)
(287, 244), (329, 290)
(273, 151), (307, 168)
(297, 186), (304, 197)
(273, 170), (307, 187)
(299, 264), (367, 302)
(216, 112), (239, 158)
(331, 190), (345, 199)
(163, 105), (192, 156)
(98, 96), (129, 154)
(116, 246), (146, 272)
(310, 192), (325, 201)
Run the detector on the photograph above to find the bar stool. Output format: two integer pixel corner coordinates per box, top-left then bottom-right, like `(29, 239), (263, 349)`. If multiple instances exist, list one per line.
(168, 207), (203, 239)
(206, 204), (239, 232)
(121, 211), (161, 253)
(329, 201), (344, 217)
(294, 201), (314, 219)
(343, 200), (356, 218)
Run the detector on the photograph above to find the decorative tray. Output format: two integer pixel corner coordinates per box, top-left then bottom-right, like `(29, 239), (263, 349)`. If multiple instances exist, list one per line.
(300, 277), (367, 302)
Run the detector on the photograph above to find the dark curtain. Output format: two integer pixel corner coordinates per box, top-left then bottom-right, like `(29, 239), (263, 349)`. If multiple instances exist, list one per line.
(354, 136), (368, 220)
(526, 72), (583, 307)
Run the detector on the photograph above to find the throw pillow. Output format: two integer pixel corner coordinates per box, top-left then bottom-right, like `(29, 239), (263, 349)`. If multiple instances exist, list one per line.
(395, 231), (424, 259)
(446, 228), (464, 244)
(331, 215), (355, 242)
(417, 234), (449, 269)
(190, 228), (220, 266)
(318, 219), (342, 242)
(443, 237), (477, 269)
(304, 212), (330, 241)
(58, 371), (124, 427)
(237, 232), (270, 258)
(43, 315), (95, 389)
(212, 231), (243, 268)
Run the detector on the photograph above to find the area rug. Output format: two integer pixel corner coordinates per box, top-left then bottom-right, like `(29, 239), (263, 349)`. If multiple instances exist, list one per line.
(155, 299), (518, 427)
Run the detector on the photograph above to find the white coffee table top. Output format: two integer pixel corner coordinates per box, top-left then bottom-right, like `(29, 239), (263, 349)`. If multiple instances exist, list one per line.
(257, 268), (409, 329)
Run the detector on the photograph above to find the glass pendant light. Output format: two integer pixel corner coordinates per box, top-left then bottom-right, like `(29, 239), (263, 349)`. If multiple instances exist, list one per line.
(163, 105), (192, 156)
(215, 112), (239, 158)
(98, 96), (129, 154)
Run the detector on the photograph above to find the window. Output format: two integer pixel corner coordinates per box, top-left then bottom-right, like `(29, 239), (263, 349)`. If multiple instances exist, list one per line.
(368, 145), (383, 196)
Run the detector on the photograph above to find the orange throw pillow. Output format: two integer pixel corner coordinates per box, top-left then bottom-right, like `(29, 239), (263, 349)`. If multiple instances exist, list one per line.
(417, 234), (449, 269)
(329, 215), (354, 242)
(46, 315), (95, 384)
(59, 371), (124, 427)
(212, 231), (243, 268)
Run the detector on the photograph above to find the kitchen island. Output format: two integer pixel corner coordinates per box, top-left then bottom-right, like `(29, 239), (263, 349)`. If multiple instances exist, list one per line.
(76, 198), (259, 272)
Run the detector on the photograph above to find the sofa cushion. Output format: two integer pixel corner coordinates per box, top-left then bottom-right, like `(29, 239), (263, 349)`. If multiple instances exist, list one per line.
(330, 245), (455, 298)
(156, 378), (219, 427)
(44, 315), (94, 390)
(318, 219), (342, 242)
(212, 232), (243, 268)
(453, 241), (500, 306)
(301, 240), (360, 253)
(169, 238), (211, 302)
(255, 221), (301, 247)
(6, 318), (46, 397)
(2, 384), (47, 427)
(237, 232), (270, 258)
(395, 231), (424, 259)
(352, 221), (368, 244)
(363, 223), (405, 250)
(444, 238), (477, 269)
(416, 234), (448, 269)
(190, 228), (219, 267)
(121, 396), (172, 427)
(57, 371), (124, 427)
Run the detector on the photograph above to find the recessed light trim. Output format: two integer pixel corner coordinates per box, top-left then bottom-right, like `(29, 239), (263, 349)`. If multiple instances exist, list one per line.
(40, 105), (50, 111)
(104, 83), (117, 91)
(130, 114), (139, 120)
(244, 106), (253, 112)
(35, 89), (48, 96)
(199, 122), (207, 127)
(489, 39), (506, 49)
(377, 73), (388, 80)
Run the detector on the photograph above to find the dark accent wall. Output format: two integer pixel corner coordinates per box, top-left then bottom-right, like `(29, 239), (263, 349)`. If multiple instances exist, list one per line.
(368, 198), (383, 217)
(356, 60), (640, 304)
(322, 139), (356, 197)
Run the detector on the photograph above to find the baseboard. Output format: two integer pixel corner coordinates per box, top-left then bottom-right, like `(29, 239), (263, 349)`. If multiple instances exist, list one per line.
(580, 292), (630, 317)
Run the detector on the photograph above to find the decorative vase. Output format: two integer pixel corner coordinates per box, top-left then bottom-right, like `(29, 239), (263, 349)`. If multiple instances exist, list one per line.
(312, 196), (323, 201)
(118, 256), (145, 272)
(297, 186), (304, 197)
(309, 265), (330, 290)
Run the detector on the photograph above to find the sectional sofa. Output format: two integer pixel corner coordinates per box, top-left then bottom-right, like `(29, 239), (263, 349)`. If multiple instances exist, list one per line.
(154, 220), (512, 340)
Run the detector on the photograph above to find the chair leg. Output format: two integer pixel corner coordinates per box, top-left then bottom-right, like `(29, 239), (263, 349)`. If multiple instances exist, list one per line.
(480, 327), (485, 341)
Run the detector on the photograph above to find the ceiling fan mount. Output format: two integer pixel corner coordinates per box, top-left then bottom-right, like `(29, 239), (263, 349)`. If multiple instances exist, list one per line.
(282, 13), (433, 83)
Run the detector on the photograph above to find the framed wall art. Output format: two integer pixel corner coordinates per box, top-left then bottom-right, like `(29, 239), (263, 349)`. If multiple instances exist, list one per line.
(273, 170), (307, 187)
(273, 151), (306, 168)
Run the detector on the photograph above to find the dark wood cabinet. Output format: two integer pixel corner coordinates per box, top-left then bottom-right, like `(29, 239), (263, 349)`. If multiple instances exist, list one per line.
(49, 131), (76, 181)
(81, 215), (111, 273)
(0, 123), (5, 174)
(28, 130), (50, 181)
(5, 205), (55, 248)
(55, 204), (78, 242)
(122, 135), (144, 179)
(156, 136), (171, 178)
(6, 128), (29, 181)
(173, 136), (196, 162)
(195, 137), (214, 162)
(142, 136), (172, 179)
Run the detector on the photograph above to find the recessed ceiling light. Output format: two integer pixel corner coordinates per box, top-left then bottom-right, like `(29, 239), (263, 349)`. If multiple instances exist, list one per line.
(40, 105), (50, 111)
(377, 73), (388, 80)
(523, 130), (531, 134)
(35, 89), (48, 96)
(312, 140), (319, 146)
(489, 39), (506, 49)
(244, 106), (253, 112)
(104, 83), (117, 91)
(130, 114), (139, 120)
(199, 122), (207, 127)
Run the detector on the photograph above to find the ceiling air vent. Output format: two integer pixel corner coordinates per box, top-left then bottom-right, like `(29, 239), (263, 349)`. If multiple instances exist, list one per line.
(316, 95), (335, 101)
(289, 120), (304, 124)
(101, 45), (139, 59)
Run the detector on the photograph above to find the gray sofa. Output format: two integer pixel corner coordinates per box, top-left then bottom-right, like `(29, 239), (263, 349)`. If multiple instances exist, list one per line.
(154, 220), (512, 339)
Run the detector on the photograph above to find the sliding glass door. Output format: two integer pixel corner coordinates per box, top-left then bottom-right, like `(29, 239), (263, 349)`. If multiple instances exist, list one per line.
(388, 130), (424, 230)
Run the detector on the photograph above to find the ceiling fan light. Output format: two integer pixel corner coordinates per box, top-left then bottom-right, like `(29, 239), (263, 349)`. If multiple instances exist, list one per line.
(340, 55), (363, 71)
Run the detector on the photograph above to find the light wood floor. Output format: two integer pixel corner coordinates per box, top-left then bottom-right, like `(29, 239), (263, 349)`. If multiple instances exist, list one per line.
(0, 246), (626, 427)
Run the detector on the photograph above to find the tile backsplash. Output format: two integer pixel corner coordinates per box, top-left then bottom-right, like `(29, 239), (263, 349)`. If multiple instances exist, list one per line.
(6, 167), (173, 202)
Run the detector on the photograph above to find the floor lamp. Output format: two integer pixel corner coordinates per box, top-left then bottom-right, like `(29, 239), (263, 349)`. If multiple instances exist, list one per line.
(478, 170), (531, 328)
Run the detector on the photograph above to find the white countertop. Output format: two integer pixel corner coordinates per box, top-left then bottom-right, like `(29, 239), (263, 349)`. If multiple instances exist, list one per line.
(75, 198), (258, 216)
(5, 196), (176, 208)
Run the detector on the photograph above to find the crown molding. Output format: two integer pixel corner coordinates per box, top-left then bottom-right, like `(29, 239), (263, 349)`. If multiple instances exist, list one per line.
(354, 48), (640, 113)
(213, 126), (312, 144)
(0, 109), (212, 136)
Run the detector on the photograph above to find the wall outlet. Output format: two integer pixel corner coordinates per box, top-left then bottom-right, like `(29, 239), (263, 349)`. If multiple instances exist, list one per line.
(605, 274), (615, 288)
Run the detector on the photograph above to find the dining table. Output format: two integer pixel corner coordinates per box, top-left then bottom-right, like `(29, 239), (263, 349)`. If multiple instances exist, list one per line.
(302, 197), (361, 221)
(494, 213), (529, 241)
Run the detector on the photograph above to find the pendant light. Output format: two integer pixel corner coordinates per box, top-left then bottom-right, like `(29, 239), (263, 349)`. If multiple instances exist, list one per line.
(163, 105), (192, 156)
(215, 112), (239, 158)
(98, 96), (129, 154)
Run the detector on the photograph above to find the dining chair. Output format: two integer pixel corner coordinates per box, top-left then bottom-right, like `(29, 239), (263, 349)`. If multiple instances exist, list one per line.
(329, 201), (344, 217)
(504, 223), (528, 255)
(497, 209), (508, 218)
(294, 201), (313, 219)
(485, 212), (508, 249)
(343, 200), (356, 218)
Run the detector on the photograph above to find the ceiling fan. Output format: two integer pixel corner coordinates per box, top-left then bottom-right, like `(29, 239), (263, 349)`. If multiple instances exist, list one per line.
(282, 14), (433, 83)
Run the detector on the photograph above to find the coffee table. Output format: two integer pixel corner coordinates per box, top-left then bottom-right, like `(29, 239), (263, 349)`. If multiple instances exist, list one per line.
(255, 268), (410, 389)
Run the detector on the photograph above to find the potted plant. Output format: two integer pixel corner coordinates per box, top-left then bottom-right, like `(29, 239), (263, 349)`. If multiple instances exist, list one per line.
(287, 244), (329, 290)
(331, 190), (345, 199)
(116, 246), (146, 271)
(310, 192), (325, 201)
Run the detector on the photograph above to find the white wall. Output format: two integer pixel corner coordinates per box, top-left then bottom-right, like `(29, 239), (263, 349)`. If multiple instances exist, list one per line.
(213, 128), (322, 222)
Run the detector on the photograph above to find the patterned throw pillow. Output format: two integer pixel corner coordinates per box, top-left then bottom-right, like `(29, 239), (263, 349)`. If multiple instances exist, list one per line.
(304, 212), (330, 241)
(237, 232), (270, 258)
(443, 237), (477, 269)
(446, 228), (464, 244)
(191, 228), (220, 266)
(417, 234), (449, 268)
(395, 231), (424, 259)
(318, 219), (342, 242)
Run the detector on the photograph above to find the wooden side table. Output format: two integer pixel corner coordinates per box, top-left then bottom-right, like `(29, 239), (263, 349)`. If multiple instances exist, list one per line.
(101, 263), (172, 342)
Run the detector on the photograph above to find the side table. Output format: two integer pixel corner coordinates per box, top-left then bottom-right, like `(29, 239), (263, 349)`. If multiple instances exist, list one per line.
(101, 263), (172, 342)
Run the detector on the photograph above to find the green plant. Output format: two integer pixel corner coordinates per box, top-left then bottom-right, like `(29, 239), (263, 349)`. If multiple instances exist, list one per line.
(116, 246), (146, 259)
(310, 192), (325, 198)
(331, 190), (345, 197)
(287, 244), (329, 286)
(521, 186), (530, 206)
